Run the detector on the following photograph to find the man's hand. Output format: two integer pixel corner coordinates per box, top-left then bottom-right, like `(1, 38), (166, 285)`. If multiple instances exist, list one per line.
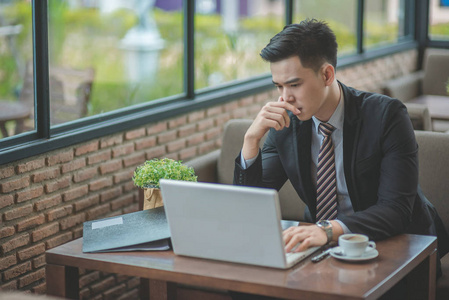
(282, 225), (328, 253)
(242, 97), (301, 160)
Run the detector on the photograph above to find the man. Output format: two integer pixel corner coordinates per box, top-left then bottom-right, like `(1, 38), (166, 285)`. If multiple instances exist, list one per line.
(234, 19), (449, 262)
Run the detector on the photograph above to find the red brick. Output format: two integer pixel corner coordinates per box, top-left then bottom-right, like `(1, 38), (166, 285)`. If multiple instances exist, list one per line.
(199, 140), (217, 155)
(100, 187), (122, 203)
(146, 146), (166, 160)
(165, 153), (179, 160)
(16, 158), (45, 174)
(0, 226), (15, 238)
(90, 276), (116, 294)
(113, 169), (134, 184)
(0, 194), (14, 209)
(100, 134), (123, 148)
(197, 119), (214, 131)
(47, 150), (74, 166)
(147, 122), (167, 135)
(80, 288), (91, 299)
(73, 225), (83, 239)
(47, 205), (73, 221)
(17, 214), (45, 232)
(0, 165), (15, 179)
(32, 167), (60, 183)
(34, 194), (62, 211)
(125, 128), (146, 140)
(99, 160), (123, 175)
(73, 166), (98, 183)
(178, 124), (196, 138)
(112, 143), (134, 158)
(3, 204), (33, 221)
(123, 152), (145, 168)
(1, 233), (29, 254)
(122, 182), (137, 193)
(206, 106), (223, 117)
(45, 175), (71, 193)
(135, 136), (156, 151)
(168, 116), (187, 129)
(167, 139), (186, 152)
(80, 271), (100, 288)
(104, 283), (127, 300)
(223, 101), (239, 112)
(16, 186), (44, 203)
(46, 232), (72, 249)
(60, 213), (86, 230)
(87, 149), (112, 165)
(187, 133), (205, 146)
(232, 107), (248, 118)
(127, 277), (141, 289)
(61, 157), (86, 173)
(0, 254), (16, 270)
(1, 279), (17, 290)
(63, 185), (89, 201)
(75, 141), (99, 156)
(239, 96), (255, 106)
(17, 243), (45, 261)
(74, 195), (99, 212)
(179, 147), (197, 161)
(89, 177), (113, 192)
(215, 113), (231, 127)
(32, 223), (59, 242)
(188, 111), (205, 123)
(18, 267), (46, 288)
(32, 281), (46, 294)
(157, 130), (177, 144)
(3, 261), (31, 280)
(123, 203), (139, 214)
(86, 203), (110, 220)
(206, 127), (222, 140)
(111, 194), (134, 210)
(32, 254), (46, 268)
(1, 176), (30, 193)
(117, 289), (139, 300)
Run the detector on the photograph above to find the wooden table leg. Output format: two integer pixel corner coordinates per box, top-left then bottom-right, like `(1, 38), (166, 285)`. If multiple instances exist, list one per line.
(46, 264), (79, 299)
(140, 278), (177, 300)
(405, 248), (437, 300)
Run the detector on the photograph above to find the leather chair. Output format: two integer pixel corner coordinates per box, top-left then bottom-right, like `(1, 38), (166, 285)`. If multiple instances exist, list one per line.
(186, 118), (307, 221)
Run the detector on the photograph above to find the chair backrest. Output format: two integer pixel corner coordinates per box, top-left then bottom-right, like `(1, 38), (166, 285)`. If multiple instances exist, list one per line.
(422, 53), (449, 96)
(415, 130), (449, 234)
(217, 119), (306, 221)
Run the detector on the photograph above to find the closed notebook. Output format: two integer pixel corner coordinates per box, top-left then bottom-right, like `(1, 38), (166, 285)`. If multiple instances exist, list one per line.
(82, 207), (171, 253)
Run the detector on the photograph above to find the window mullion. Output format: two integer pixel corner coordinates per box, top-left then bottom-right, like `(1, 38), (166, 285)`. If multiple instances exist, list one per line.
(357, 0), (364, 54)
(184, 0), (195, 99)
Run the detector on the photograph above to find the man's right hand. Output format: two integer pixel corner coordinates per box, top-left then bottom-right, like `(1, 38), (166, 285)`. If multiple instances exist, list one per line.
(242, 97), (301, 160)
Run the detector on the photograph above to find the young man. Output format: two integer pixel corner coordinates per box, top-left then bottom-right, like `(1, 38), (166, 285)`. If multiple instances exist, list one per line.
(234, 19), (449, 260)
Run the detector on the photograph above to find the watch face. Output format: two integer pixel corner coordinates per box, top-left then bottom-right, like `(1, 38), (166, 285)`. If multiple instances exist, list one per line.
(318, 220), (330, 227)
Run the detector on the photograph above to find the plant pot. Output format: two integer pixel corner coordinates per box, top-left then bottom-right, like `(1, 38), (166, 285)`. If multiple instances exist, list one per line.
(143, 188), (163, 210)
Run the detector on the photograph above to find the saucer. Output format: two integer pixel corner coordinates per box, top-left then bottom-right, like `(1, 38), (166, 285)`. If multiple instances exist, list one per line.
(330, 246), (378, 261)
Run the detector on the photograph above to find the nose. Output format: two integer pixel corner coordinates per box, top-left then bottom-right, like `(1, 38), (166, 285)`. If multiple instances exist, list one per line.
(282, 89), (294, 103)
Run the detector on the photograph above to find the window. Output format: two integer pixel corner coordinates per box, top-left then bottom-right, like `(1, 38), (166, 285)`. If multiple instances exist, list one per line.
(194, 0), (285, 90)
(293, 0), (357, 56)
(429, 0), (449, 40)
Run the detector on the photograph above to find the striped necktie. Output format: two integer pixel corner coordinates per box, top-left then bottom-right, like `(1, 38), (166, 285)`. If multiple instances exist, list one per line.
(316, 123), (337, 221)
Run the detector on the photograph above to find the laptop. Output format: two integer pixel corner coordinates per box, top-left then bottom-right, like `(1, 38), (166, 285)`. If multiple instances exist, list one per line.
(160, 179), (320, 269)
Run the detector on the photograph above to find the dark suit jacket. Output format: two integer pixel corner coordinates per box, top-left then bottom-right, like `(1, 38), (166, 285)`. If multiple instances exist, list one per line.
(234, 82), (449, 257)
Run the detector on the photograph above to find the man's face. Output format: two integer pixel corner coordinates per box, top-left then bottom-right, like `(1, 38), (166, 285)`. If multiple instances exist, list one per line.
(270, 56), (333, 122)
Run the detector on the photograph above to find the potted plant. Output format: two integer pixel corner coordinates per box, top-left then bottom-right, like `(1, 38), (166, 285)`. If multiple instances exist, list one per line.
(133, 158), (198, 210)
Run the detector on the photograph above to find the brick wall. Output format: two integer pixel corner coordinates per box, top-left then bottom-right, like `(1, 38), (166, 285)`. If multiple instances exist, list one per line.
(0, 49), (417, 298)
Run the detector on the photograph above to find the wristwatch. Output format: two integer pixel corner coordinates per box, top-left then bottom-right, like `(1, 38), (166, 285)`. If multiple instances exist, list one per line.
(316, 220), (333, 244)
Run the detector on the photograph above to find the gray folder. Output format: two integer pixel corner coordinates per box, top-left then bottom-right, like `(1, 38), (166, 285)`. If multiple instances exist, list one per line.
(82, 207), (171, 253)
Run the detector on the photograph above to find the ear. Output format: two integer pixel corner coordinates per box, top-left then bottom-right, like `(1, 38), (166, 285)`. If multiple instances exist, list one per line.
(321, 64), (335, 86)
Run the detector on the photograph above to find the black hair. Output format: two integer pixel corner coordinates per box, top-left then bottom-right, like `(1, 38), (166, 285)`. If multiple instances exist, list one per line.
(260, 19), (338, 72)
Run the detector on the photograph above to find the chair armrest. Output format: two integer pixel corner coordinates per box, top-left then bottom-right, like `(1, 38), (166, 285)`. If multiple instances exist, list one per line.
(186, 150), (220, 183)
(382, 71), (425, 102)
(404, 103), (432, 131)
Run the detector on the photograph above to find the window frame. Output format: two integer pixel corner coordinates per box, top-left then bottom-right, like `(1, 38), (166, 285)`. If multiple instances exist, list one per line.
(0, 0), (437, 165)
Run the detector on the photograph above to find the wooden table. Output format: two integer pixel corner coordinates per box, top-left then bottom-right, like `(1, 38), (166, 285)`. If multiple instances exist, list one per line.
(46, 234), (437, 300)
(0, 101), (30, 137)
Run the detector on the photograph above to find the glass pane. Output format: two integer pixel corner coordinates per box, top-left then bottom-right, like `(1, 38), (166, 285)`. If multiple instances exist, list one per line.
(47, 0), (183, 125)
(0, 0), (34, 139)
(293, 0), (357, 57)
(195, 0), (285, 90)
(364, 0), (407, 50)
(429, 0), (449, 41)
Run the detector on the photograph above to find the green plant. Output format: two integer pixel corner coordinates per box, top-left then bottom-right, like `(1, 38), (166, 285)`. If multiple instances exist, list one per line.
(132, 158), (197, 189)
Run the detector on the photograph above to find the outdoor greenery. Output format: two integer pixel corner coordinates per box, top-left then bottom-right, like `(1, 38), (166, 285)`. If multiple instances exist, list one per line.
(132, 158), (198, 189)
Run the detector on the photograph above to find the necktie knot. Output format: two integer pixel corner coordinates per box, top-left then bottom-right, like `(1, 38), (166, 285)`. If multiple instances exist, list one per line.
(319, 123), (335, 137)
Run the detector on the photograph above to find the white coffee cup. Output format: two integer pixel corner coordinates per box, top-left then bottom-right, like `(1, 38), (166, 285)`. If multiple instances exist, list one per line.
(338, 234), (376, 257)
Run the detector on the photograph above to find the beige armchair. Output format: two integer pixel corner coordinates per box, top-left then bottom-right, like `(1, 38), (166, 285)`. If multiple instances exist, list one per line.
(186, 119), (307, 221)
